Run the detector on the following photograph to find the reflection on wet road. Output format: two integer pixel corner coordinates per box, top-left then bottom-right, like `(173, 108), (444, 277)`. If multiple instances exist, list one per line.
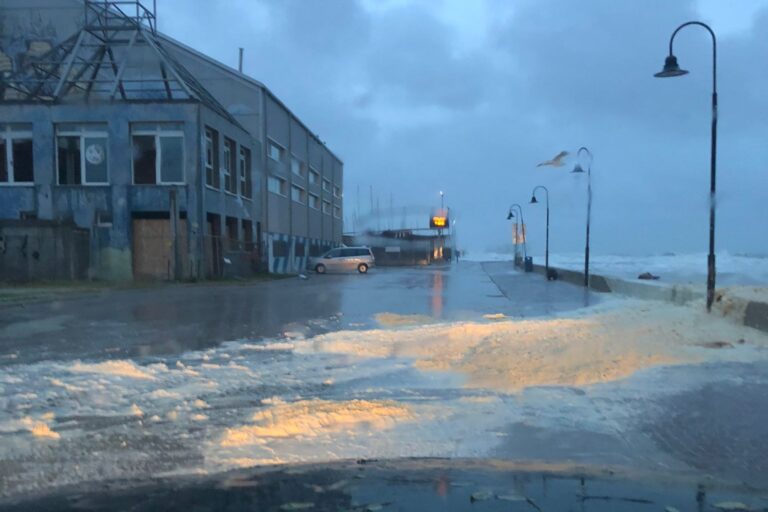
(0, 261), (596, 365)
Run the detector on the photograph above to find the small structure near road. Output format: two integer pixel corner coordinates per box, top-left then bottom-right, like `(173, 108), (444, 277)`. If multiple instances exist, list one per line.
(344, 229), (454, 266)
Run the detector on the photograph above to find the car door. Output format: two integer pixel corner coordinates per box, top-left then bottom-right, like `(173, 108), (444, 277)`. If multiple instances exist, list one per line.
(339, 248), (357, 271)
(323, 249), (342, 271)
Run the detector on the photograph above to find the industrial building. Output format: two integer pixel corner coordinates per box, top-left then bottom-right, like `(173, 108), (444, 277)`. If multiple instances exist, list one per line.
(0, 0), (343, 280)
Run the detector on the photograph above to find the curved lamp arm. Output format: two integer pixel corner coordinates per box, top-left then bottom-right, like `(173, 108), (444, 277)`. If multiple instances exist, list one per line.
(576, 146), (593, 172)
(669, 21), (717, 92)
(531, 185), (549, 205)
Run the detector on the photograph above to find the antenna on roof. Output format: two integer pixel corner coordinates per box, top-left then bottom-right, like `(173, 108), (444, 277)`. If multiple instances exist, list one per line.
(238, 48), (244, 73)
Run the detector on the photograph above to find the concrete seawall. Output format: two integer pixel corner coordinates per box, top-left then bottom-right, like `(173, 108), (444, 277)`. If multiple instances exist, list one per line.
(516, 261), (768, 334)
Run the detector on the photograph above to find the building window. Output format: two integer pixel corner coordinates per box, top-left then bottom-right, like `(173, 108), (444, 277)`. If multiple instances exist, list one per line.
(308, 193), (320, 210)
(322, 200), (331, 215)
(0, 125), (33, 185)
(268, 140), (284, 162)
(268, 175), (287, 196)
(322, 178), (331, 193)
(239, 147), (252, 199)
(223, 138), (237, 194)
(334, 205), (341, 219)
(56, 124), (108, 185)
(291, 156), (306, 179)
(131, 124), (184, 184)
(291, 184), (306, 204)
(205, 127), (219, 188)
(333, 185), (341, 198)
(309, 168), (319, 185)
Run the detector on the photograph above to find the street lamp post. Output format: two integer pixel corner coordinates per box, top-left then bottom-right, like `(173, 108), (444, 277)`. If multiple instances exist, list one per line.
(572, 147), (593, 287)
(530, 186), (550, 275)
(439, 191), (445, 260)
(506, 203), (527, 260)
(654, 21), (718, 312)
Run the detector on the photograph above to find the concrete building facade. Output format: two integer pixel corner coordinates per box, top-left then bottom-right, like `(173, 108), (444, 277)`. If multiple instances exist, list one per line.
(0, 0), (343, 280)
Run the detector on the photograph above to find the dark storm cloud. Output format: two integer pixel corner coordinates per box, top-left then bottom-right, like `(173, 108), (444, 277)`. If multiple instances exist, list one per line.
(160, 0), (768, 256)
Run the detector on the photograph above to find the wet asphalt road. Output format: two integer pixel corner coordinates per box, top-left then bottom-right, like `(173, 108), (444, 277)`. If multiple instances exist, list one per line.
(0, 261), (596, 366)
(5, 459), (768, 512)
(2, 262), (768, 505)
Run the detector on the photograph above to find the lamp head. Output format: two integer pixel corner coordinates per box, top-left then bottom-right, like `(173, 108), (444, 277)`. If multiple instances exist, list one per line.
(530, 195), (538, 204)
(654, 55), (689, 78)
(571, 163), (586, 173)
(507, 211), (514, 220)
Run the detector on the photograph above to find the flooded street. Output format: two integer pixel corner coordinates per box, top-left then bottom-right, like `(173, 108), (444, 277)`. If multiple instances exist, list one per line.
(1, 262), (767, 503)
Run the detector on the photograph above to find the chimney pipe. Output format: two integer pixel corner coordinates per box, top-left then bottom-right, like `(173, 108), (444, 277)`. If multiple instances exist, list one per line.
(238, 48), (244, 73)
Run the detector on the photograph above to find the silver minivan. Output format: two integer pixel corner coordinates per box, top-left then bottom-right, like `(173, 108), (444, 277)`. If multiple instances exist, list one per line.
(310, 247), (375, 274)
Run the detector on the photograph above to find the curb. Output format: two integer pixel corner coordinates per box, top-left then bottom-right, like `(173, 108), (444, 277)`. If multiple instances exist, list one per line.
(515, 261), (768, 334)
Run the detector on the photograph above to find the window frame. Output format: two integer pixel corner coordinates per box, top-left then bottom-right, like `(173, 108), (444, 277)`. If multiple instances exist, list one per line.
(223, 137), (237, 195)
(0, 125), (34, 186)
(333, 185), (341, 199)
(290, 155), (306, 179)
(309, 167), (320, 185)
(334, 204), (342, 219)
(322, 199), (331, 215)
(322, 178), (331, 193)
(267, 139), (284, 162)
(55, 125), (109, 186)
(131, 126), (185, 185)
(291, 184), (306, 205)
(268, 175), (288, 197)
(204, 127), (220, 189)
(239, 146), (252, 199)
(308, 192), (320, 210)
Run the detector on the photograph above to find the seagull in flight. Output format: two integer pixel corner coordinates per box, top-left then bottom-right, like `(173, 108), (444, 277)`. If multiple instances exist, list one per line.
(536, 150), (569, 167)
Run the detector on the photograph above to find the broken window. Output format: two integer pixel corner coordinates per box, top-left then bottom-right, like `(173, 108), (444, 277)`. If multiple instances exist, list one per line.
(205, 127), (219, 188)
(239, 147), (252, 199)
(0, 125), (34, 184)
(131, 124), (184, 185)
(56, 124), (108, 185)
(132, 135), (156, 184)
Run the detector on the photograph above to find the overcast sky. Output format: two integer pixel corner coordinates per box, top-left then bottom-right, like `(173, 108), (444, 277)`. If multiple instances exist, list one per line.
(160, 0), (768, 257)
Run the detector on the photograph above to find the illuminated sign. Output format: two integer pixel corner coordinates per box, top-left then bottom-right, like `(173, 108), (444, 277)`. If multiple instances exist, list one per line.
(430, 216), (448, 229)
(429, 207), (449, 229)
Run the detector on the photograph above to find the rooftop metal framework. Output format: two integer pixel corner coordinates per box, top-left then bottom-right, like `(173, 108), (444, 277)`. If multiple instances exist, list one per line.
(0, 0), (237, 124)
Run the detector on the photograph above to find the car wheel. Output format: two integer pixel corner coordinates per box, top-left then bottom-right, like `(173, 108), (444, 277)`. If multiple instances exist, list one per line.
(315, 264), (326, 274)
(357, 263), (368, 274)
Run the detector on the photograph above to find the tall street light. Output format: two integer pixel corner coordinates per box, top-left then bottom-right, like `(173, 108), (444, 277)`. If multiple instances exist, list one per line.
(439, 191), (445, 260)
(530, 186), (550, 275)
(572, 147), (593, 288)
(506, 203), (527, 260)
(654, 21), (718, 312)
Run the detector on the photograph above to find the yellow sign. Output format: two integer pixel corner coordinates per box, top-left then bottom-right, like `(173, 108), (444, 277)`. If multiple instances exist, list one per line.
(431, 216), (447, 228)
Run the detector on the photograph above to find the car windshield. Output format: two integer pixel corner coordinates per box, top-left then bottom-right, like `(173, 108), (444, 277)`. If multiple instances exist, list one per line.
(2, 1), (767, 510)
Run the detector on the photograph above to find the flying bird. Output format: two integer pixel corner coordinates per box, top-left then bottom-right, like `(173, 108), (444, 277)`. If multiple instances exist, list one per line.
(536, 151), (569, 167)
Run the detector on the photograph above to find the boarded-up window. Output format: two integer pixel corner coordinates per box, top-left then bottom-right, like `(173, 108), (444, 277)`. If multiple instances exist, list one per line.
(273, 240), (288, 257)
